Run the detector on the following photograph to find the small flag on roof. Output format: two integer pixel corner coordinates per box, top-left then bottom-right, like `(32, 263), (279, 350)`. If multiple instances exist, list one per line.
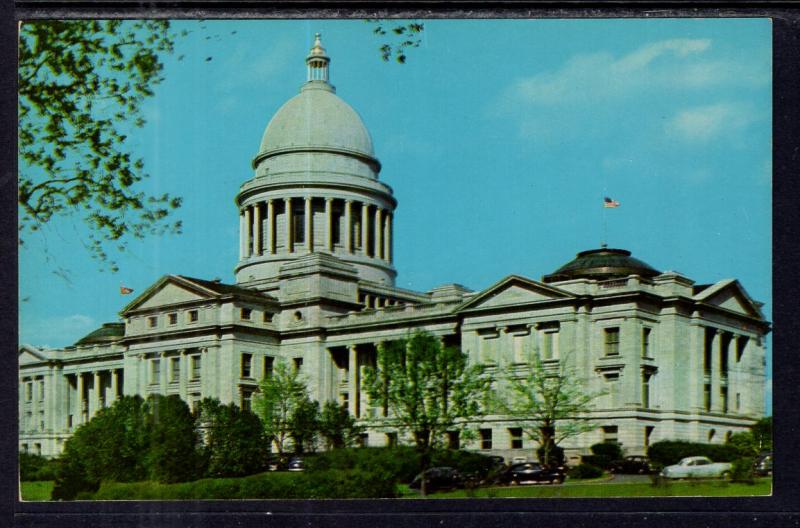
(604, 197), (620, 208)
(120, 285), (134, 295)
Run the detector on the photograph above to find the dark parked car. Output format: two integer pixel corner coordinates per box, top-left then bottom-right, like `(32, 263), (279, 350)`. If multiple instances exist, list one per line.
(287, 456), (305, 472)
(496, 462), (566, 485)
(409, 467), (464, 492)
(609, 456), (656, 474)
(753, 452), (772, 476)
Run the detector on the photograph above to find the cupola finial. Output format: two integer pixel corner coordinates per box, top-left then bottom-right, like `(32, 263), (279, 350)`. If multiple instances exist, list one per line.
(306, 33), (330, 82)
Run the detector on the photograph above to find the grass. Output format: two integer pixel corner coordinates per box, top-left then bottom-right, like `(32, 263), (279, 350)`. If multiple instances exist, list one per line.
(422, 478), (772, 499)
(20, 481), (54, 501)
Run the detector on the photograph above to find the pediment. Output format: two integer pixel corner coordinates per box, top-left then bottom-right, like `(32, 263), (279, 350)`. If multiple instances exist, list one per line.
(121, 276), (216, 314)
(19, 345), (49, 366)
(458, 275), (574, 311)
(695, 279), (763, 319)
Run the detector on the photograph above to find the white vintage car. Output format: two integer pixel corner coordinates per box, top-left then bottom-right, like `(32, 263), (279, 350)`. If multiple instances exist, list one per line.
(660, 456), (733, 479)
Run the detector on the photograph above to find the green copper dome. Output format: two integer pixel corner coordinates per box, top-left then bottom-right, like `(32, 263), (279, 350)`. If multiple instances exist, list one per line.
(74, 322), (125, 346)
(543, 248), (660, 283)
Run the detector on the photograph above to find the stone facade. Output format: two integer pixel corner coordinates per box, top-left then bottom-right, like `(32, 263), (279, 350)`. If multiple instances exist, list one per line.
(19, 35), (768, 461)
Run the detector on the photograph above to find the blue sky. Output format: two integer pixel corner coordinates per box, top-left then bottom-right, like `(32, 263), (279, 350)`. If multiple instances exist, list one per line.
(18, 19), (772, 411)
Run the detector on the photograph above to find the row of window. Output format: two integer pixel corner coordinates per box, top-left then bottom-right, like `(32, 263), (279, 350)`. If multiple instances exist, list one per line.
(150, 355), (202, 384)
(602, 327), (652, 357)
(21, 379), (45, 402)
(475, 425), (632, 450)
(240, 353), (302, 379)
(145, 307), (275, 329)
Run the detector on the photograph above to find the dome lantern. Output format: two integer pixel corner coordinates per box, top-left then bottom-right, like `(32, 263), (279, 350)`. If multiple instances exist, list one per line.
(306, 33), (330, 83)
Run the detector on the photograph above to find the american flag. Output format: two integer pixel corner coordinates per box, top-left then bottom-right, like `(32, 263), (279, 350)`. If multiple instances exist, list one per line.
(120, 285), (134, 295)
(604, 197), (620, 208)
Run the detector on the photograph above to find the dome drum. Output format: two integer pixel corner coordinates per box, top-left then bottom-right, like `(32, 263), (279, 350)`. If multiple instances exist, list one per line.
(543, 247), (660, 283)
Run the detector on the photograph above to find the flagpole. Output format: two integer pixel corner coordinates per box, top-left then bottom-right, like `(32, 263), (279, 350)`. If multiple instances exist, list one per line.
(602, 199), (607, 247)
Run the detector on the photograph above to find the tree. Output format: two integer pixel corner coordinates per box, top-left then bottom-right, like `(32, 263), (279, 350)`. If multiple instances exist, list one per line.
(253, 359), (308, 457)
(493, 352), (603, 466)
(367, 20), (425, 64)
(142, 394), (202, 483)
(18, 20), (183, 272)
(363, 332), (490, 494)
(318, 401), (365, 450)
(751, 416), (772, 452)
(194, 398), (270, 478)
(289, 397), (320, 455)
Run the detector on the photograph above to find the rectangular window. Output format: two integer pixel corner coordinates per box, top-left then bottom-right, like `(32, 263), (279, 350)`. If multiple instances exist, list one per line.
(241, 390), (252, 412)
(150, 359), (161, 384)
(39, 411), (45, 431)
(191, 355), (201, 380)
(703, 384), (712, 411)
(736, 392), (741, 411)
(241, 353), (252, 378)
(447, 431), (460, 450)
(341, 392), (349, 408)
(188, 310), (199, 323)
(642, 328), (651, 357)
(721, 386), (729, 413)
(386, 432), (398, 448)
(509, 427), (523, 449)
(332, 211), (342, 244)
(190, 394), (201, 414)
(479, 429), (492, 450)
(263, 311), (273, 323)
(168, 312), (178, 325)
(293, 357), (303, 371)
(513, 334), (526, 363)
(293, 211), (305, 243)
(704, 328), (714, 375)
(604, 328), (620, 356)
(241, 307), (252, 320)
(25, 382), (32, 401)
(34, 443), (41, 456)
(542, 331), (555, 360)
(642, 372), (651, 408)
(602, 425), (619, 443)
(38, 380), (45, 400)
(148, 316), (158, 328)
(170, 357), (180, 383)
(264, 356), (274, 378)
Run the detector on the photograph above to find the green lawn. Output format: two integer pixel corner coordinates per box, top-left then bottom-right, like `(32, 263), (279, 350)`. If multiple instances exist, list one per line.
(20, 481), (54, 501)
(417, 479), (772, 499)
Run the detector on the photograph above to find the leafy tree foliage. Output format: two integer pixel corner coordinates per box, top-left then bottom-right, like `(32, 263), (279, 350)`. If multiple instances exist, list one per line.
(367, 20), (425, 64)
(194, 398), (270, 478)
(253, 359), (308, 456)
(318, 401), (364, 450)
(288, 397), (320, 454)
(143, 394), (203, 483)
(363, 332), (490, 493)
(751, 416), (772, 451)
(492, 352), (603, 466)
(18, 20), (183, 272)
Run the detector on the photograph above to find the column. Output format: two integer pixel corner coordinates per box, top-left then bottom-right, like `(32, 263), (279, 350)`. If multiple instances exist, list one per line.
(93, 371), (102, 413)
(239, 210), (245, 259)
(305, 196), (313, 252)
(160, 352), (168, 392)
(76, 373), (85, 424)
(374, 207), (383, 260)
(243, 207), (252, 257)
(253, 202), (262, 256)
(384, 213), (391, 262)
(179, 350), (188, 401)
(267, 200), (275, 254)
(361, 203), (370, 257)
(344, 200), (353, 254)
(711, 330), (721, 412)
(348, 345), (358, 417)
(325, 198), (334, 252)
(110, 369), (119, 404)
(284, 198), (293, 253)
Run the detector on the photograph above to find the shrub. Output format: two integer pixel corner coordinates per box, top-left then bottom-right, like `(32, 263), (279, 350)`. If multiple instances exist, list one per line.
(591, 442), (623, 460)
(307, 447), (420, 483)
(19, 453), (58, 481)
(92, 469), (398, 500)
(567, 463), (603, 479)
(648, 441), (739, 466)
(432, 449), (497, 480)
(731, 457), (756, 484)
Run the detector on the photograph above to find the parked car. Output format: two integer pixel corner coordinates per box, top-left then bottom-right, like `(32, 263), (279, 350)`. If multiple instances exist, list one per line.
(496, 462), (566, 485)
(609, 455), (656, 474)
(409, 467), (464, 493)
(287, 456), (305, 472)
(660, 456), (732, 479)
(753, 452), (772, 477)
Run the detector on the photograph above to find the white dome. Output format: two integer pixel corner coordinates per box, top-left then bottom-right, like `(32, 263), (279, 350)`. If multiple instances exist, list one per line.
(256, 83), (375, 163)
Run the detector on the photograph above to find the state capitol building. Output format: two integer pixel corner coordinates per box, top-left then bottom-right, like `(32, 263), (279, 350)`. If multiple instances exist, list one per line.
(19, 35), (768, 461)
